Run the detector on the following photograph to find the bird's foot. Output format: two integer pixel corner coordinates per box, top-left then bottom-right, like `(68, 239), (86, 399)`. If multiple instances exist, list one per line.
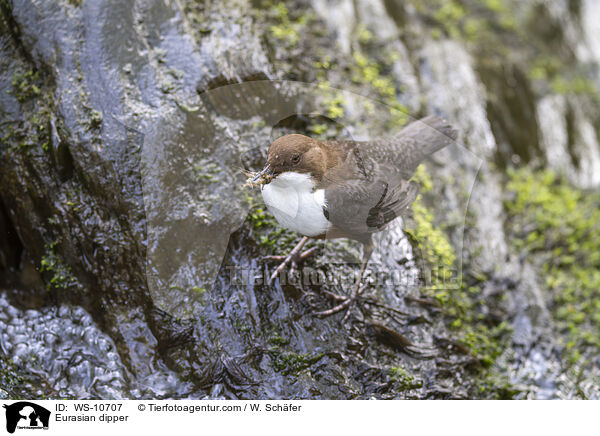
(261, 247), (317, 264)
(313, 250), (371, 320)
(262, 237), (318, 285)
(312, 281), (368, 319)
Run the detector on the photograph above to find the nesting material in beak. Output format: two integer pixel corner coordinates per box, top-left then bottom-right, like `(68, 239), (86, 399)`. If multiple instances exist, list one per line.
(243, 164), (274, 188)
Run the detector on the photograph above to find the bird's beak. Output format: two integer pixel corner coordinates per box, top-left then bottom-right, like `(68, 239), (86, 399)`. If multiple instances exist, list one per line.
(253, 164), (274, 185)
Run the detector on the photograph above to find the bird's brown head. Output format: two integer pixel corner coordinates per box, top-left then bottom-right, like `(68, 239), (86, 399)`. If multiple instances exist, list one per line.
(254, 134), (327, 185)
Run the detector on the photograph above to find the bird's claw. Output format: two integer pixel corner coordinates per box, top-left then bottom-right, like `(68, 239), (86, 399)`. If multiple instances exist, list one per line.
(263, 237), (317, 285)
(312, 283), (367, 319)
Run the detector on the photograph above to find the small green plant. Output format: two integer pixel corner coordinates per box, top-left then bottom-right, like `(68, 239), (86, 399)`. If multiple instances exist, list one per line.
(389, 366), (423, 390)
(348, 49), (409, 128)
(11, 69), (41, 102)
(268, 2), (309, 46)
(40, 241), (76, 291)
(90, 110), (103, 127)
(270, 351), (324, 375)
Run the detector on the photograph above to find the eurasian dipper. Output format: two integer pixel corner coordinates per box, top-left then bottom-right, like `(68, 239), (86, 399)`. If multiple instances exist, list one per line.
(247, 115), (458, 317)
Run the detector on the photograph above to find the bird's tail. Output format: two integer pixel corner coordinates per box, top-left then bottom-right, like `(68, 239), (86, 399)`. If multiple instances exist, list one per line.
(396, 115), (459, 172)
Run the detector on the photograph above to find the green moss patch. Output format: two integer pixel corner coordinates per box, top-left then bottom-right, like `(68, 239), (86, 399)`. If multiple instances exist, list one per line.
(0, 358), (25, 399)
(406, 164), (456, 293)
(505, 167), (600, 366)
(39, 241), (77, 291)
(11, 69), (41, 102)
(4, 68), (53, 154)
(270, 351), (324, 376)
(267, 2), (310, 46)
(408, 164), (515, 396)
(389, 366), (423, 390)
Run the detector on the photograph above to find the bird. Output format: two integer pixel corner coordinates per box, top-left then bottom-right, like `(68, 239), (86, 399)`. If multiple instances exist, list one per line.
(247, 115), (458, 317)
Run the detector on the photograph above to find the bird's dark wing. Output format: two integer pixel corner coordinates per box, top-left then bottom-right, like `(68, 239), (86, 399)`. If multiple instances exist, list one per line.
(323, 158), (419, 240)
(365, 179), (420, 229)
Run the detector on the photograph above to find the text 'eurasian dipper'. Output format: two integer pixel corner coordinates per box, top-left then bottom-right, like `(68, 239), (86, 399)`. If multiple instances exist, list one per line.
(246, 115), (458, 318)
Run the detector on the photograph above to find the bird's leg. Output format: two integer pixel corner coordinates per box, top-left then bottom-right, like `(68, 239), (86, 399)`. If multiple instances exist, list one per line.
(313, 239), (373, 319)
(262, 246), (317, 263)
(265, 236), (316, 285)
(342, 248), (372, 322)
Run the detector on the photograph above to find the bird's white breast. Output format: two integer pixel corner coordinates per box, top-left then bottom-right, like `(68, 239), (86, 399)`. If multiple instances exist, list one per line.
(261, 172), (329, 237)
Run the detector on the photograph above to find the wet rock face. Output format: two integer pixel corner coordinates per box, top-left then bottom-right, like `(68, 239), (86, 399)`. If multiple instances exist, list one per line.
(0, 0), (599, 399)
(0, 292), (130, 399)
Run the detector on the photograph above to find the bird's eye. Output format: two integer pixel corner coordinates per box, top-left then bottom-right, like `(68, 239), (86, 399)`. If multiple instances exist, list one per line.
(291, 154), (300, 164)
